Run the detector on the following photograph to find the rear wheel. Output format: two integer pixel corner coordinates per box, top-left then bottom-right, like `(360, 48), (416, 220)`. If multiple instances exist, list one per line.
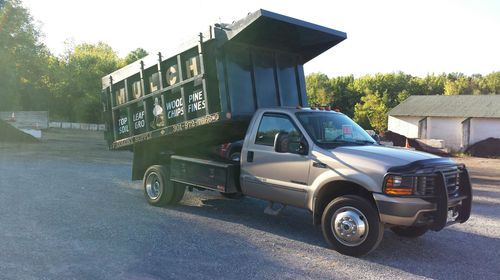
(143, 165), (175, 206)
(391, 226), (428, 238)
(321, 195), (384, 257)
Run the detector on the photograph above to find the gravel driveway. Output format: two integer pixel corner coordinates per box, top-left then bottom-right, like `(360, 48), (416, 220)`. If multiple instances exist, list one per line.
(0, 129), (499, 279)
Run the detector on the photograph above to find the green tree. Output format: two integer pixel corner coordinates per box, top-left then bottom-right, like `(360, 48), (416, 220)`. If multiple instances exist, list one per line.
(329, 75), (359, 117)
(0, 0), (50, 111)
(352, 72), (418, 109)
(306, 72), (331, 106)
(353, 92), (388, 132)
(123, 48), (149, 65)
(444, 76), (471, 95)
(50, 42), (121, 122)
(479, 72), (500, 94)
(305, 71), (499, 132)
(417, 74), (446, 95)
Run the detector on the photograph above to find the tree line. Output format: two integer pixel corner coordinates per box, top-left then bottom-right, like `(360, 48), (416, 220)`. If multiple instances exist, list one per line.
(1, 0), (499, 127)
(306, 71), (500, 132)
(0, 0), (147, 123)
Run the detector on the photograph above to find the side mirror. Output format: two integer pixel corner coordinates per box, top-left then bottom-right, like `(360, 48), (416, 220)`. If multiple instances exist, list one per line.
(274, 132), (309, 155)
(292, 137), (309, 155)
(274, 132), (289, 153)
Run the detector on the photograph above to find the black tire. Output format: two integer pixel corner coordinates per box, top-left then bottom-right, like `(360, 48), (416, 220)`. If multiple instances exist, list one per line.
(321, 195), (384, 257)
(143, 165), (175, 206)
(391, 226), (428, 238)
(172, 183), (186, 204)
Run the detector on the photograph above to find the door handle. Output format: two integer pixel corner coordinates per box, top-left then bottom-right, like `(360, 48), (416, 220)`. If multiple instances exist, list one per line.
(313, 161), (327, 168)
(247, 151), (254, 162)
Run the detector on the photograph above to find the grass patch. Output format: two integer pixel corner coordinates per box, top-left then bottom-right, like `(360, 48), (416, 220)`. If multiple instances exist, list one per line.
(0, 119), (39, 143)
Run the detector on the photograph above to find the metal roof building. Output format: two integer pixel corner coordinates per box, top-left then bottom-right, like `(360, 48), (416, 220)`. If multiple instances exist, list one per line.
(388, 95), (500, 151)
(388, 95), (500, 118)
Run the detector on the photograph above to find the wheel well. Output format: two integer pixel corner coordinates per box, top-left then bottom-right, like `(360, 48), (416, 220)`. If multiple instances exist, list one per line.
(313, 181), (377, 225)
(132, 142), (173, 180)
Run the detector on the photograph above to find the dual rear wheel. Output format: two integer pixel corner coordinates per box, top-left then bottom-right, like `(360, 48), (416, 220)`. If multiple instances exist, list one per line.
(143, 165), (185, 206)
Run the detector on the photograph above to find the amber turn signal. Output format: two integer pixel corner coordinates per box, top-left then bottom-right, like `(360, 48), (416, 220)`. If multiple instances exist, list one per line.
(384, 187), (413, 196)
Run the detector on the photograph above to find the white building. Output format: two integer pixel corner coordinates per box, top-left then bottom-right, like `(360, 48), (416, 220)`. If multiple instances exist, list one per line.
(387, 95), (500, 152)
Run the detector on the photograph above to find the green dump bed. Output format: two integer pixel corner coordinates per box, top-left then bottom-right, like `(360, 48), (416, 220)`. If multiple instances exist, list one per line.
(101, 9), (346, 151)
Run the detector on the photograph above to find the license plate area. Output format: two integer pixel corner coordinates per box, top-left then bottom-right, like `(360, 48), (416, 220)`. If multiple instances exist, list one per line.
(447, 207), (459, 223)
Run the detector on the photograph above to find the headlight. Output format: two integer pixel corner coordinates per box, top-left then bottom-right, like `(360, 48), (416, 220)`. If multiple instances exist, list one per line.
(383, 174), (433, 196)
(383, 175), (413, 195)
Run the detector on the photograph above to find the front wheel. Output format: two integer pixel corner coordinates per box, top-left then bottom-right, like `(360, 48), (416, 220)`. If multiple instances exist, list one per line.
(321, 195), (384, 257)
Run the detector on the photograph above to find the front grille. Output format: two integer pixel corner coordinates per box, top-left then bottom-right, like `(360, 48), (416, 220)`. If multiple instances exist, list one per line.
(442, 167), (461, 197)
(415, 176), (435, 196)
(418, 166), (461, 198)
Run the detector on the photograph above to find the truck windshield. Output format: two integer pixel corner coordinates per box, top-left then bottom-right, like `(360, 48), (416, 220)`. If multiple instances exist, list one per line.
(296, 111), (376, 148)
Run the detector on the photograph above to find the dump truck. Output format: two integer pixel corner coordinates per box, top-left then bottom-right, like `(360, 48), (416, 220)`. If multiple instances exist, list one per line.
(101, 10), (472, 256)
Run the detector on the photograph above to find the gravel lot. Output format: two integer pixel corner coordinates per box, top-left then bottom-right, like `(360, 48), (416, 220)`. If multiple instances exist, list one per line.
(0, 129), (499, 279)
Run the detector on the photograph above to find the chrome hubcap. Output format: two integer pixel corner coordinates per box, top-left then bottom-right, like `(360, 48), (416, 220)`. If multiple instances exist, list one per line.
(331, 206), (368, 246)
(145, 172), (161, 199)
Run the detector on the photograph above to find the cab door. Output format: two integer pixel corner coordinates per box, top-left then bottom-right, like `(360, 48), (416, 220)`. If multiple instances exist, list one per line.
(241, 113), (310, 208)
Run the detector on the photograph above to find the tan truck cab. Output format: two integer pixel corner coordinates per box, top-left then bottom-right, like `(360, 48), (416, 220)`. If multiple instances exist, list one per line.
(237, 107), (472, 256)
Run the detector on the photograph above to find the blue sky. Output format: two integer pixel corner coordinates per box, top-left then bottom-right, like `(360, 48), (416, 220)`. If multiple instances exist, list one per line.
(22, 0), (500, 77)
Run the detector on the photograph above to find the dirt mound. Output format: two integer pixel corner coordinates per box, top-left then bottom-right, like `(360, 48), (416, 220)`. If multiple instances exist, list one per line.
(383, 130), (450, 157)
(465, 138), (500, 158)
(383, 131), (407, 147)
(0, 119), (39, 143)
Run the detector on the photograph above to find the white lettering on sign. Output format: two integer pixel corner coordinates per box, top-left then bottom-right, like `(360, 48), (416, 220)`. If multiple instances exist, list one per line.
(118, 116), (127, 126)
(187, 90), (206, 113)
(133, 110), (145, 130)
(133, 111), (144, 122)
(118, 116), (129, 134)
(135, 120), (145, 129)
(165, 98), (184, 119)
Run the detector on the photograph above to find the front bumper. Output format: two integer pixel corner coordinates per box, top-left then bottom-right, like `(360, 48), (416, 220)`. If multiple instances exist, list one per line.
(374, 165), (472, 230)
(374, 194), (436, 226)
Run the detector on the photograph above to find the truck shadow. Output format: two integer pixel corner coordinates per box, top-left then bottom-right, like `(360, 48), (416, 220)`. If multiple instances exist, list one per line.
(470, 177), (500, 188)
(365, 229), (500, 279)
(173, 192), (326, 247)
(171, 191), (499, 279)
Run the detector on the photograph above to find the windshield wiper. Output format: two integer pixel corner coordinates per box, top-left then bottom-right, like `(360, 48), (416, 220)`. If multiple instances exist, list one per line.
(319, 139), (375, 146)
(321, 140), (365, 145)
(352, 139), (376, 145)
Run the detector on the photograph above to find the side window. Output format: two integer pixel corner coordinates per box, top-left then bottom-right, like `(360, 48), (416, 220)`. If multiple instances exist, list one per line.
(255, 114), (301, 146)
